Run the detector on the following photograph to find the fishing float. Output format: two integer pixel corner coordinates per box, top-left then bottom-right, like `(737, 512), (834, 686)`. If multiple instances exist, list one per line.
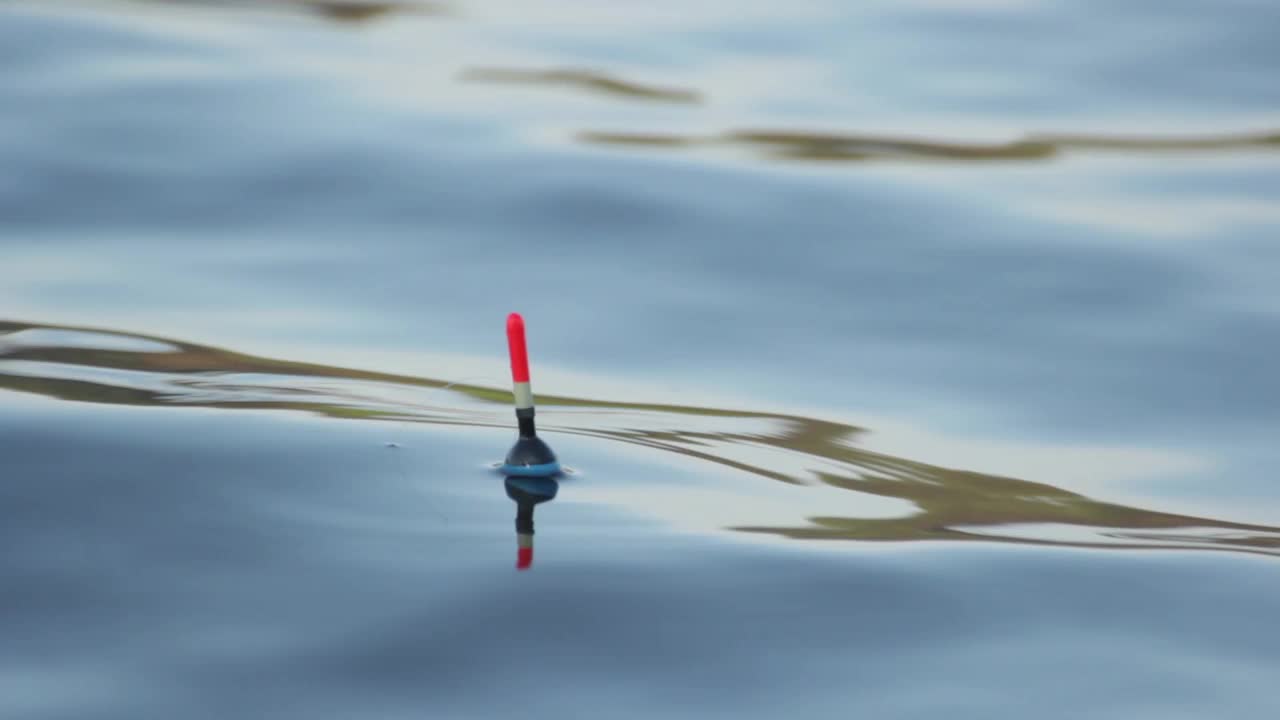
(501, 313), (561, 477)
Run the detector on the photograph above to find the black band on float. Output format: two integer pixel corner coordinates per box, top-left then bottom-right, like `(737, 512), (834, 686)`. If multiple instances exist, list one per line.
(516, 409), (536, 438)
(516, 505), (534, 535)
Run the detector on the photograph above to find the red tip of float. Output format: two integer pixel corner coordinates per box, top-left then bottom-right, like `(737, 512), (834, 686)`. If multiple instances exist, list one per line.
(516, 546), (533, 570)
(507, 313), (530, 384)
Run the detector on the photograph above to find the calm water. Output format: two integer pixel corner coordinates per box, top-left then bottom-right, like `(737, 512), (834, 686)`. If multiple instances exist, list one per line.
(3, 1), (1280, 717)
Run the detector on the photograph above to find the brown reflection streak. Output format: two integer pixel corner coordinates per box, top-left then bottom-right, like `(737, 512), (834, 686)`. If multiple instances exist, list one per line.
(308, 2), (399, 22)
(578, 129), (1280, 164)
(461, 68), (702, 104)
(3, 319), (1278, 557)
(135, 0), (444, 23)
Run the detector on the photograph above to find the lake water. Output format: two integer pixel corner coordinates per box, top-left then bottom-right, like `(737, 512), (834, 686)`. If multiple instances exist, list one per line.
(3, 1), (1279, 717)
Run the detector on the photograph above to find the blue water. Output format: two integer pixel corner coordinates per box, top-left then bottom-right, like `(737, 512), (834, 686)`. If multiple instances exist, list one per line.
(3, 1), (1280, 717)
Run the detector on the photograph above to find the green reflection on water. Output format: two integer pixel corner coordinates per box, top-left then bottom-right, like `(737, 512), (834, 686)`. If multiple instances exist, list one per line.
(460, 67), (702, 104)
(81, 1), (1279, 167)
(3, 319), (1277, 557)
(579, 129), (1280, 164)
(127, 0), (444, 23)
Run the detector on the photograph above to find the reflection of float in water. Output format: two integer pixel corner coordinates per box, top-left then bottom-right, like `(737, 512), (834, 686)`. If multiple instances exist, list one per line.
(505, 476), (559, 571)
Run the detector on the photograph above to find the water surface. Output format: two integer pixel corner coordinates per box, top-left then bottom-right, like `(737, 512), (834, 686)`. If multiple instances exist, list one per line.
(3, 0), (1279, 717)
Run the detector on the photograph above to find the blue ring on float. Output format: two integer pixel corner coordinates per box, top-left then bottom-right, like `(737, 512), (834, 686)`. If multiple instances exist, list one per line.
(501, 461), (562, 477)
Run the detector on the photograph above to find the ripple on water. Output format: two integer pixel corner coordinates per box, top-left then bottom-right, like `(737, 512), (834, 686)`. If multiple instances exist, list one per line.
(3, 319), (1277, 559)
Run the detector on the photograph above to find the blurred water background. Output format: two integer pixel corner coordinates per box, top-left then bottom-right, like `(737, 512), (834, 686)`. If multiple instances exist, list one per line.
(3, 1), (1279, 718)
